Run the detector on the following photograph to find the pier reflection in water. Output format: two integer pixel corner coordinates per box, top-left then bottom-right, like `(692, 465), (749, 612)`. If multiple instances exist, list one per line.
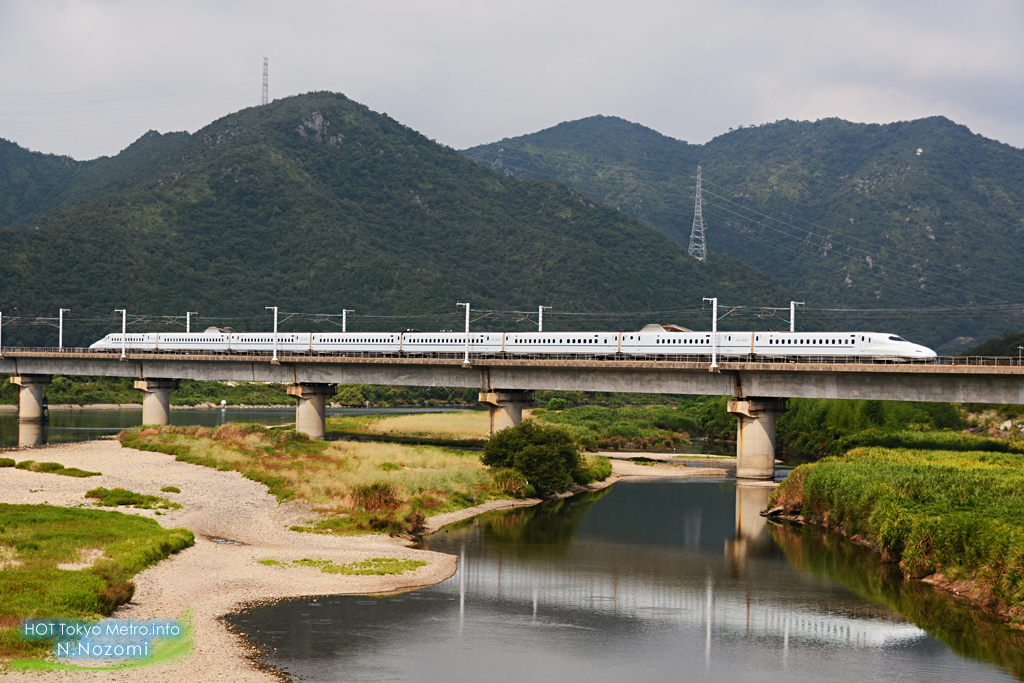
(228, 479), (1018, 682)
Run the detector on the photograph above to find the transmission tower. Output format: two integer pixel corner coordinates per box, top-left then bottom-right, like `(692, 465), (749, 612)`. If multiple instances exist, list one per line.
(688, 166), (707, 261)
(261, 57), (269, 105)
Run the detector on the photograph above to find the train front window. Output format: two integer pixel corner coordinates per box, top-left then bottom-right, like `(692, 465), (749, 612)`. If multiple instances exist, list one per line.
(889, 336), (908, 342)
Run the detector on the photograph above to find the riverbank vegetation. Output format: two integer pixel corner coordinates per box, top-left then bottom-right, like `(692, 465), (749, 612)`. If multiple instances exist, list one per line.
(532, 405), (698, 451)
(769, 440), (1024, 623)
(326, 411), (489, 447)
(482, 421), (612, 495)
(0, 504), (193, 660)
(118, 424), (516, 536)
(12, 460), (100, 478)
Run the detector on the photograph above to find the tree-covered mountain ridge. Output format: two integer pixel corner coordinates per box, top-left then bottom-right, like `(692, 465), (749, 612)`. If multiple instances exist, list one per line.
(0, 92), (788, 348)
(0, 130), (189, 229)
(463, 115), (1024, 350)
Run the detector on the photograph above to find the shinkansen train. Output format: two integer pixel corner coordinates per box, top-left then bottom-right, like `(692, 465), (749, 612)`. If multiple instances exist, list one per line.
(89, 324), (937, 360)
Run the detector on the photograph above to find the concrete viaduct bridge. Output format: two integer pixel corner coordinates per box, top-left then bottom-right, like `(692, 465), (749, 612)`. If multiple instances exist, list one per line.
(4, 350), (1024, 479)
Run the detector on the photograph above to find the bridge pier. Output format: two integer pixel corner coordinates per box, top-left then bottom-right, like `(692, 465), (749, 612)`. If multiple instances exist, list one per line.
(728, 398), (788, 480)
(134, 379), (179, 426)
(11, 375), (51, 422)
(287, 383), (335, 440)
(478, 390), (533, 436)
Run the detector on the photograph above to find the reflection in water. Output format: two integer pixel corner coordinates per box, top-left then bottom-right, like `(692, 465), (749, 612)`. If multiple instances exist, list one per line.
(228, 480), (1017, 683)
(17, 420), (44, 448)
(771, 520), (1024, 680)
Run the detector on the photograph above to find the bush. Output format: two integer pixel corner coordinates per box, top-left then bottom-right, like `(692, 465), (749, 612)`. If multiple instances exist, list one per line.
(546, 398), (567, 411)
(351, 482), (400, 511)
(492, 468), (533, 497)
(0, 458), (16, 468)
(482, 421), (582, 495)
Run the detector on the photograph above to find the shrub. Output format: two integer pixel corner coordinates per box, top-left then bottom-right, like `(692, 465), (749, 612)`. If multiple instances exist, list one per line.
(546, 398), (567, 410)
(351, 482), (400, 511)
(34, 462), (66, 473)
(0, 458), (15, 468)
(574, 456), (612, 485)
(483, 421), (583, 495)
(15, 461), (34, 470)
(160, 486), (181, 493)
(492, 468), (532, 497)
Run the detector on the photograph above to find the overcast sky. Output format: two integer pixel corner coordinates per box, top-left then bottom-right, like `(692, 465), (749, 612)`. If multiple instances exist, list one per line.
(2, 0), (1022, 160)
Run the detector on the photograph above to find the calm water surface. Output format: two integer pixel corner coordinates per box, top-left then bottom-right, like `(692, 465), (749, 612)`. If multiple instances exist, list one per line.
(0, 407), (462, 450)
(228, 479), (1024, 683)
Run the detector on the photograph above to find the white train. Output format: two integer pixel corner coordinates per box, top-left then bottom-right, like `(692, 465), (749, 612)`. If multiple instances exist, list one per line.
(89, 324), (937, 360)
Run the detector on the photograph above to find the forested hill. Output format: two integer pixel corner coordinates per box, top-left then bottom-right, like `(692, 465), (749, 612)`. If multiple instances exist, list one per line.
(0, 130), (189, 229)
(463, 116), (1024, 350)
(0, 92), (788, 348)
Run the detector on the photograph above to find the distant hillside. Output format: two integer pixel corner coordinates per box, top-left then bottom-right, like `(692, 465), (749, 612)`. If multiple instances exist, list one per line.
(0, 130), (189, 229)
(463, 116), (1024, 349)
(964, 332), (1024, 358)
(0, 93), (788, 347)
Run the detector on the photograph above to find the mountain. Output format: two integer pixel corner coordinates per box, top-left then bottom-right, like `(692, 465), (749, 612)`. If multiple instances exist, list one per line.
(463, 116), (1024, 350)
(0, 130), (189, 229)
(0, 93), (788, 348)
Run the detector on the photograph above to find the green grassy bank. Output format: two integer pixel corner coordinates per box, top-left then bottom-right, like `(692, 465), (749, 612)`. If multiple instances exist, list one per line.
(770, 437), (1024, 622)
(0, 505), (193, 661)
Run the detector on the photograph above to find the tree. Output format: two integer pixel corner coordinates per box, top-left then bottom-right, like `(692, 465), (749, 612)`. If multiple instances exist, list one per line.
(336, 386), (366, 406)
(482, 420), (582, 495)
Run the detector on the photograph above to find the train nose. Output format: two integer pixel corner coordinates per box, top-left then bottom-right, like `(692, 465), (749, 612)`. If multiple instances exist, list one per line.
(916, 345), (937, 359)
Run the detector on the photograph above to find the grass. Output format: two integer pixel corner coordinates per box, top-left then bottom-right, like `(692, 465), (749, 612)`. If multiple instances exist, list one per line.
(160, 486), (181, 494)
(362, 412), (490, 440)
(261, 557), (427, 575)
(533, 405), (696, 451)
(326, 411), (490, 447)
(118, 423), (512, 536)
(0, 504), (193, 661)
(0, 458), (14, 468)
(13, 461), (101, 478)
(85, 488), (181, 510)
(771, 443), (1024, 622)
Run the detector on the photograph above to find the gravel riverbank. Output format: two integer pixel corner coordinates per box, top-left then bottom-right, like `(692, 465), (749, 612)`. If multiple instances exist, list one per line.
(0, 438), (730, 681)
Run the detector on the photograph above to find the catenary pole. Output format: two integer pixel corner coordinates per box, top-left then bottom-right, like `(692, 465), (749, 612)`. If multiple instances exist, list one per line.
(115, 310), (127, 360)
(266, 307), (278, 363)
(458, 303), (471, 366)
(343, 309), (354, 333)
(59, 309), (70, 349)
(703, 297), (718, 370)
(790, 301), (804, 332)
(186, 312), (197, 333)
(539, 306), (551, 332)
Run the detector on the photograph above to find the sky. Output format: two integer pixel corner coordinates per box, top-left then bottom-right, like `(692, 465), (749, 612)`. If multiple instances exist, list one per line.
(1, 0), (1022, 161)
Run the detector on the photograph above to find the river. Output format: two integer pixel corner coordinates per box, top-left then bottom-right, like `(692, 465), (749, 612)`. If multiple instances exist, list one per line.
(227, 478), (1024, 682)
(0, 406), (464, 450)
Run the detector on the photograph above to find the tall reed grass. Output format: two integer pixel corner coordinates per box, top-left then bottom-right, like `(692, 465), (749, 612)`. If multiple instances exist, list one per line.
(772, 443), (1024, 621)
